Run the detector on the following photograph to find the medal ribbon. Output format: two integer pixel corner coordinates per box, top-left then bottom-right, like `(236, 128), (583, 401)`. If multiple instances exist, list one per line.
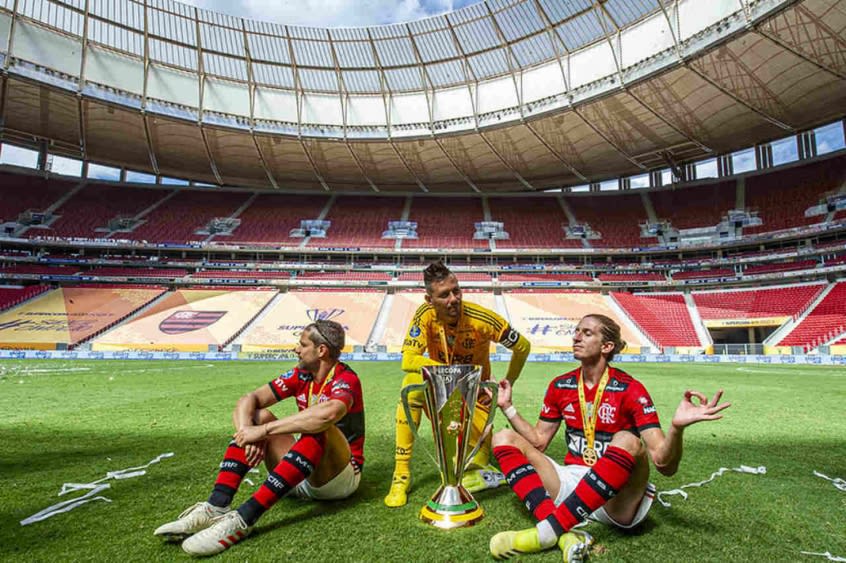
(577, 366), (610, 463)
(308, 363), (338, 406)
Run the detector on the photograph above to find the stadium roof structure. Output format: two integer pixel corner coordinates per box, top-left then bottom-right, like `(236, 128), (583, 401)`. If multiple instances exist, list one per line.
(0, 0), (843, 192)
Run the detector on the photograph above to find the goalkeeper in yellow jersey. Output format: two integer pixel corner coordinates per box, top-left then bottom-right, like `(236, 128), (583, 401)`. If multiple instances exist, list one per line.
(384, 261), (531, 508)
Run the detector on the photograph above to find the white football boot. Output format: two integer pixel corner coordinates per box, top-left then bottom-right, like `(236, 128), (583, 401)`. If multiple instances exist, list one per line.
(181, 510), (252, 556)
(153, 501), (230, 541)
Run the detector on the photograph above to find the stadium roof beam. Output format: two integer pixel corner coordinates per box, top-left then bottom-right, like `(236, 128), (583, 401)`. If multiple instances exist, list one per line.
(755, 11), (846, 81)
(240, 17), (278, 189)
(193, 6), (223, 185)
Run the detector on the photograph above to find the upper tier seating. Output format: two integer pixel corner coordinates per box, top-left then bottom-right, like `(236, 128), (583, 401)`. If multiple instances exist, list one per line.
(672, 269), (736, 281)
(650, 181), (736, 229)
(84, 267), (189, 278)
(226, 194), (329, 246)
(565, 193), (651, 248)
(612, 292), (701, 347)
(487, 197), (582, 249)
(693, 284), (825, 319)
(296, 271), (392, 281)
(127, 190), (251, 243)
(498, 273), (594, 282)
(778, 282), (846, 350)
(403, 197), (489, 249)
(45, 183), (167, 239)
(743, 260), (818, 276)
(744, 156), (846, 233)
(192, 270), (291, 280)
(0, 173), (69, 223)
(597, 273), (666, 282)
(309, 196), (405, 249)
(0, 264), (78, 275)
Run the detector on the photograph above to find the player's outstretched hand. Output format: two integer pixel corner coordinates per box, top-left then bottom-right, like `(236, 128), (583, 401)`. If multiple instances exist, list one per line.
(496, 378), (513, 409)
(672, 389), (731, 429)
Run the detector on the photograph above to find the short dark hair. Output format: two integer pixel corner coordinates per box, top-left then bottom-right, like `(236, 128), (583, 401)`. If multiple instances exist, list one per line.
(585, 314), (627, 362)
(423, 261), (454, 292)
(305, 320), (345, 360)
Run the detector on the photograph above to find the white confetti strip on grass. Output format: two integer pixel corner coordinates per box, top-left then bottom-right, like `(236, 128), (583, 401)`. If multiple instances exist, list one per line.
(800, 552), (846, 562)
(21, 452), (174, 526)
(813, 471), (846, 492)
(656, 465), (766, 507)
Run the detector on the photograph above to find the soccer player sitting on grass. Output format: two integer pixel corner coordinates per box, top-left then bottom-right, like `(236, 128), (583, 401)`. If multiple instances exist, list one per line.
(154, 320), (364, 556)
(489, 314), (730, 561)
(384, 261), (531, 507)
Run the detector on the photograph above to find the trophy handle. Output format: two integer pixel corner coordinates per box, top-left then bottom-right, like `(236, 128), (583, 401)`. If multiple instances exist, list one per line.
(400, 382), (441, 468)
(462, 380), (499, 472)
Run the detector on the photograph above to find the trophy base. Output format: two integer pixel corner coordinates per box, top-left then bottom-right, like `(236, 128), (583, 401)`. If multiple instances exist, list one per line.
(419, 485), (484, 529)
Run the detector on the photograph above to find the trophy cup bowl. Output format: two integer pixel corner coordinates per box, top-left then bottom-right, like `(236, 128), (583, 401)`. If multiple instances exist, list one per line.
(401, 364), (498, 529)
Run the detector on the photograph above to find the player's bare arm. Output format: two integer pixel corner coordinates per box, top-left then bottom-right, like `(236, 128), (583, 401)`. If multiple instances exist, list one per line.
(641, 389), (731, 476)
(231, 385), (279, 466)
(234, 398), (349, 448)
(496, 379), (559, 452)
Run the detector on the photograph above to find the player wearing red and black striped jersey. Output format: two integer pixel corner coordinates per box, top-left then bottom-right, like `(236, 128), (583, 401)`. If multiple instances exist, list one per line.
(154, 320), (365, 557)
(489, 314), (730, 561)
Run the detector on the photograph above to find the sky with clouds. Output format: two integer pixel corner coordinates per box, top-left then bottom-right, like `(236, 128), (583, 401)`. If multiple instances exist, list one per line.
(179, 0), (481, 27)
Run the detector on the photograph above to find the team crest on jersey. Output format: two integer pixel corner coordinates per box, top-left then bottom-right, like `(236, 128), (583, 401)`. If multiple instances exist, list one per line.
(409, 324), (421, 337)
(159, 311), (226, 334)
(463, 338), (475, 348)
(598, 403), (616, 424)
(281, 369), (295, 380)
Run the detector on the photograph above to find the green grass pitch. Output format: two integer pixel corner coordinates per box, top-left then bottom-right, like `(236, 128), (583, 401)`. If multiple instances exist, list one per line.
(1, 360), (844, 562)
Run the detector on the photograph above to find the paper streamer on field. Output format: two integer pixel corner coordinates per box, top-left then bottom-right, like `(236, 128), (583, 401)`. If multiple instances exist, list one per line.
(20, 485), (112, 526)
(20, 452), (175, 526)
(800, 552), (846, 562)
(59, 452), (174, 495)
(656, 465), (766, 508)
(813, 471), (846, 492)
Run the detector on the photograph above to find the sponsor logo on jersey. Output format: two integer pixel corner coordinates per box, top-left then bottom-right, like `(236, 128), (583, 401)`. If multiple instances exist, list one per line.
(463, 338), (476, 349)
(296, 393), (306, 403)
(564, 403), (575, 413)
(306, 308), (345, 321)
(604, 379), (629, 393)
(281, 369), (295, 380)
(541, 404), (552, 415)
(555, 376), (578, 390)
(159, 310), (226, 334)
(637, 396), (649, 405)
(332, 381), (351, 391)
(598, 403), (616, 424)
(568, 432), (609, 458)
(409, 324), (421, 338)
(643, 405), (656, 414)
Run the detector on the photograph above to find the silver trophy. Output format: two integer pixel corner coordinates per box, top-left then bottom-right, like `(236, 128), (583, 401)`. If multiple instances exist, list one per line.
(401, 364), (498, 529)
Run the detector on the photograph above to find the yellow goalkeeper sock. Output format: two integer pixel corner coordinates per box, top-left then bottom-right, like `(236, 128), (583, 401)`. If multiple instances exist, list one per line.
(468, 401), (492, 469)
(393, 372), (424, 475)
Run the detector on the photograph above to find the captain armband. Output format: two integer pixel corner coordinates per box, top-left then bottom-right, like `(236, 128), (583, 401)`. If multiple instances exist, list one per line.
(499, 325), (522, 349)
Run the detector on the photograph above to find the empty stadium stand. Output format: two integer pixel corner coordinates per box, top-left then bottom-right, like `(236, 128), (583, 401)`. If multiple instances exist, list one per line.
(0, 285), (49, 311)
(566, 193), (651, 248)
(744, 156), (846, 234)
(403, 197), (488, 249)
(126, 190), (251, 243)
(777, 282), (846, 351)
(597, 273), (666, 282)
(0, 173), (71, 225)
(487, 197), (582, 249)
(693, 284), (825, 319)
(223, 194), (329, 246)
(45, 183), (168, 239)
(743, 260), (818, 276)
(612, 292), (701, 348)
(649, 181), (736, 230)
(311, 196), (405, 248)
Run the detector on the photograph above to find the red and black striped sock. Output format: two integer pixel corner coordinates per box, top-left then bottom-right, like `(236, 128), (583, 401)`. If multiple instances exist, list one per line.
(237, 433), (326, 525)
(494, 445), (557, 525)
(544, 446), (635, 534)
(208, 439), (253, 508)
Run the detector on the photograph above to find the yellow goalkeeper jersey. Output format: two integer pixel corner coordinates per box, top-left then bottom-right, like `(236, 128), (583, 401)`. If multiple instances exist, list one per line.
(401, 300), (521, 380)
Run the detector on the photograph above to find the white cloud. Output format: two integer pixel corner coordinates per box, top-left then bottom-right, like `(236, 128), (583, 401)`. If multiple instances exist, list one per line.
(181, 0), (465, 27)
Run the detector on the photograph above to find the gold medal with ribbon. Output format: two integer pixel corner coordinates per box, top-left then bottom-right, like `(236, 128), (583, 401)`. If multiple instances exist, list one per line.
(577, 367), (610, 466)
(308, 363), (338, 406)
